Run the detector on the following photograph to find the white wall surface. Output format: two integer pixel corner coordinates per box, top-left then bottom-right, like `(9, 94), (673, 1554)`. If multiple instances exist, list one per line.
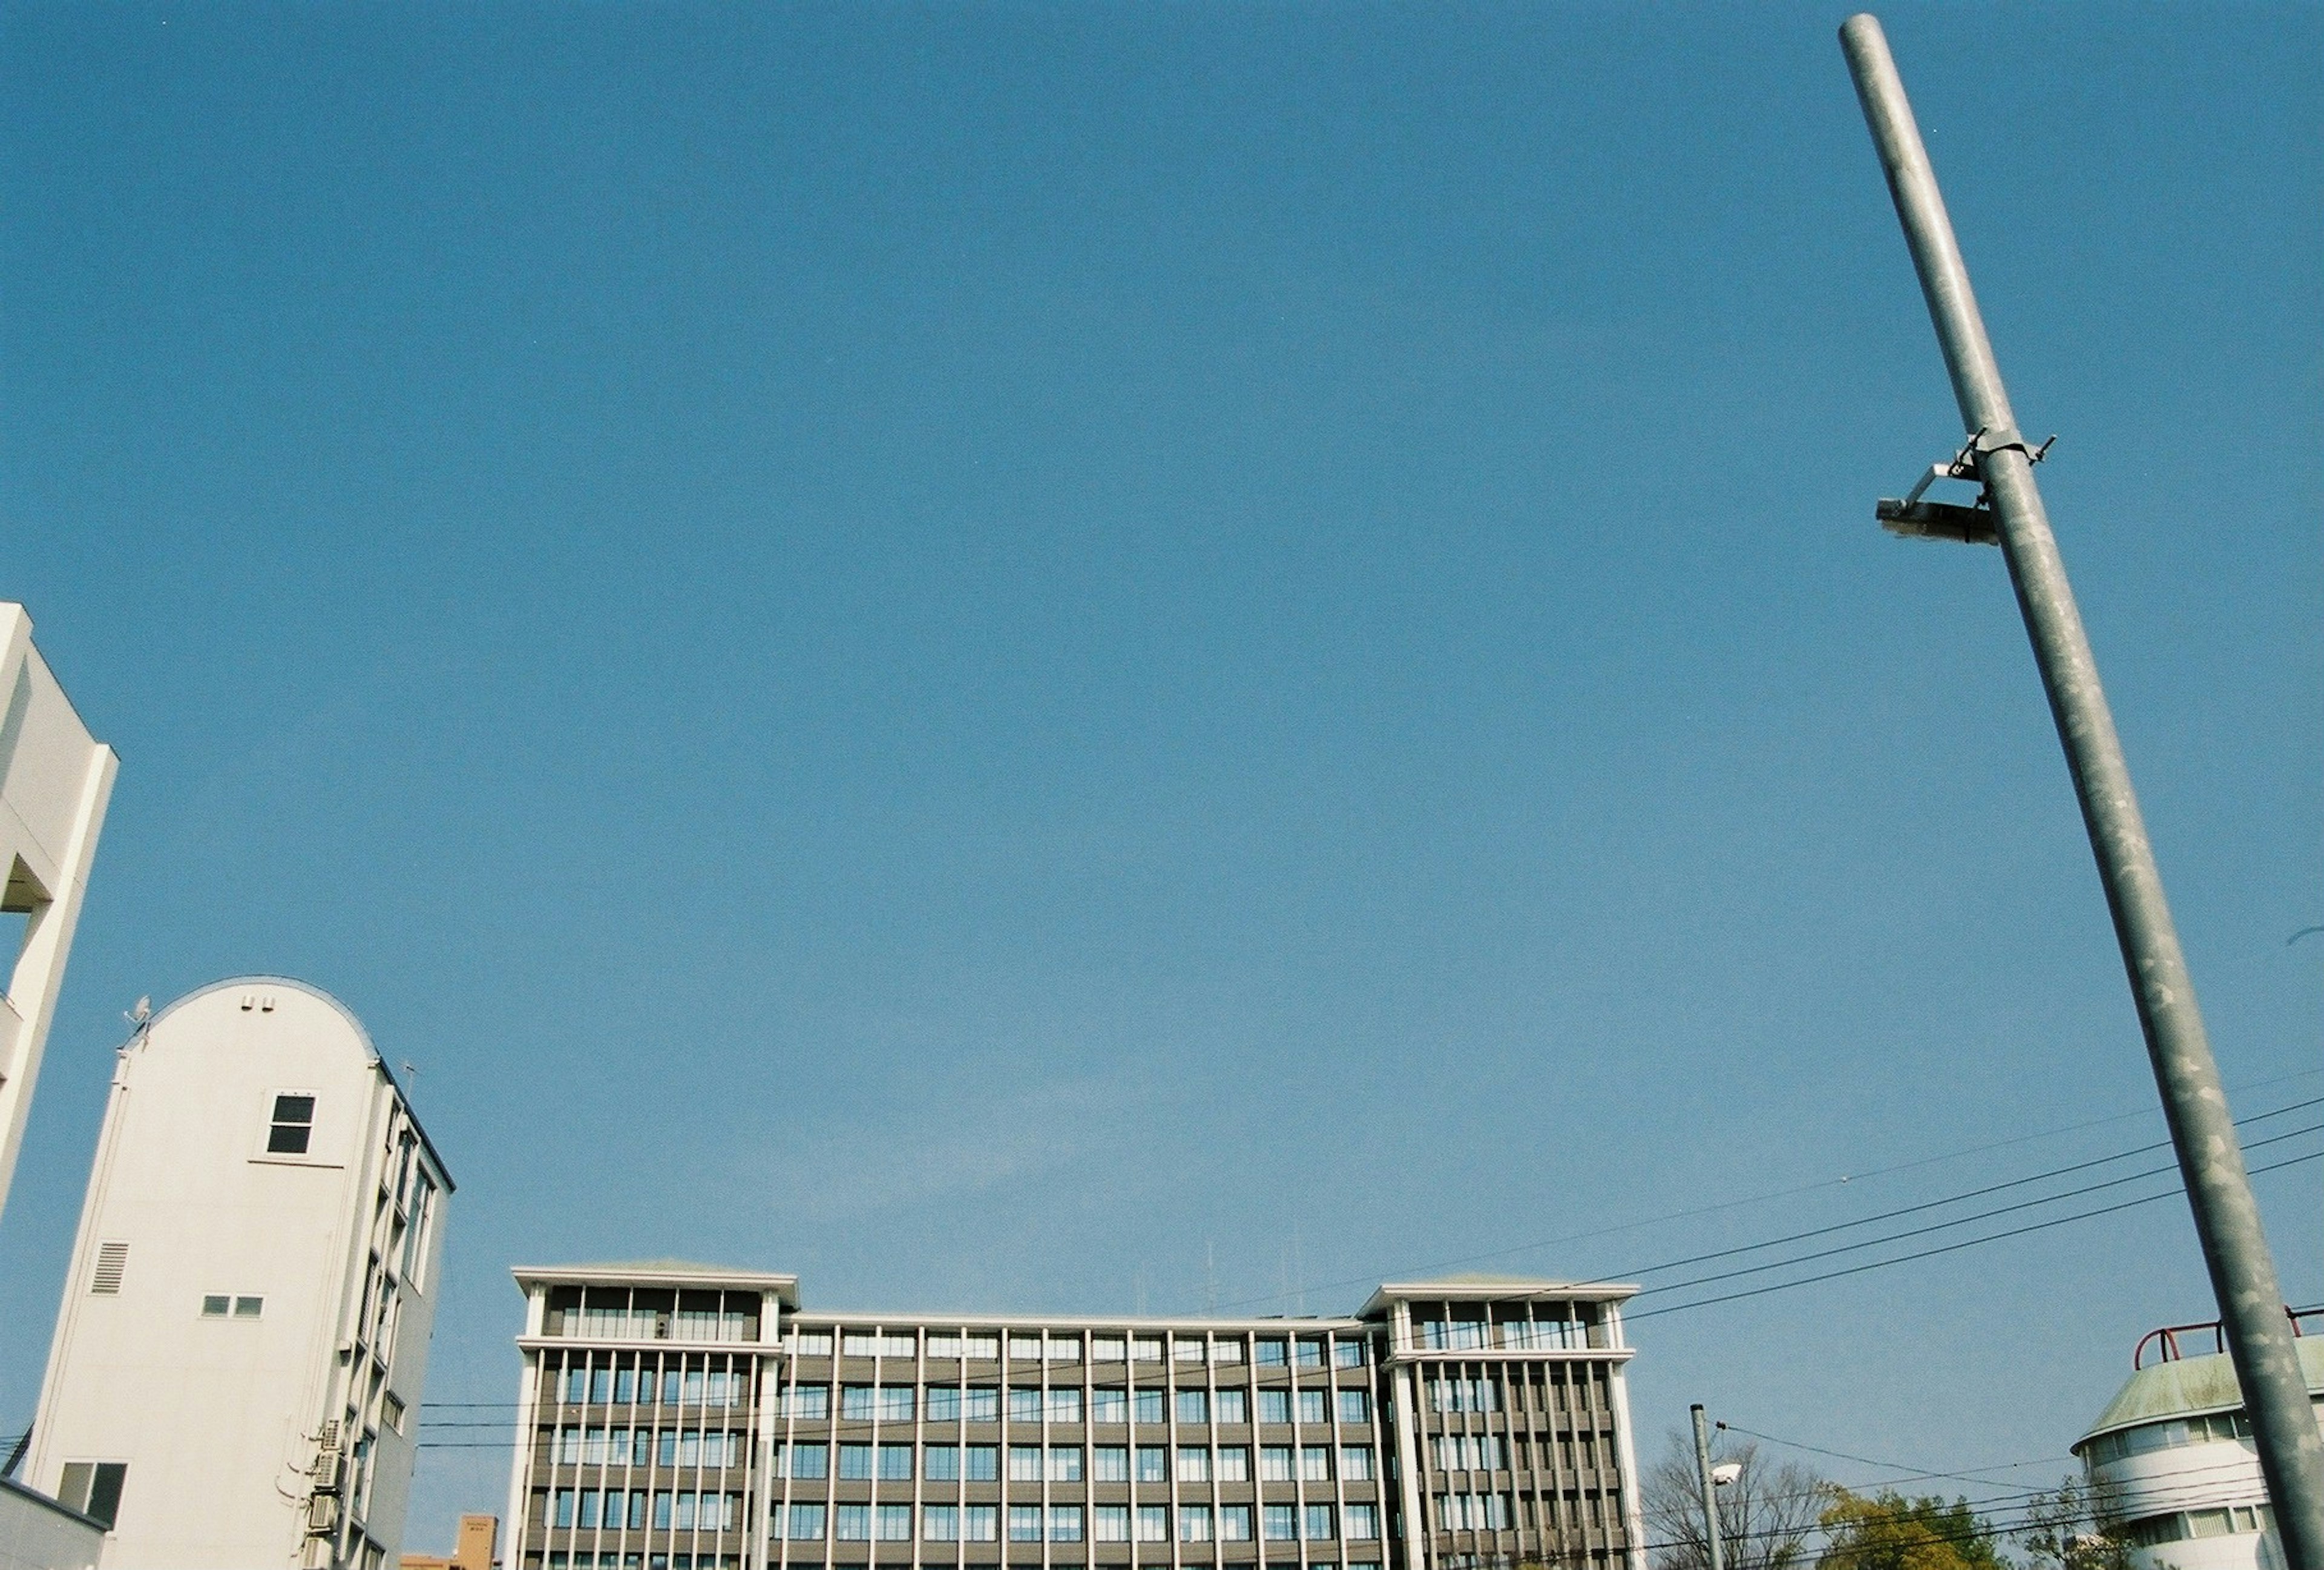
(0, 602), (117, 1223)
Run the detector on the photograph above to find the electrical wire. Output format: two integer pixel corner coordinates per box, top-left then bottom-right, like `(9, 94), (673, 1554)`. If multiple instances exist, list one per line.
(1626, 1121), (2324, 1301)
(409, 1133), (2324, 1423)
(410, 1082), (2324, 1424)
(1626, 1146), (2324, 1322)
(1195, 1064), (2324, 1316)
(1620, 1100), (2324, 1281)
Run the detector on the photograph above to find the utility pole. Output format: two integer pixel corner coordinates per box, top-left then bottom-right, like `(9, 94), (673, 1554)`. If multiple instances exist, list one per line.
(1691, 1405), (1724, 1570)
(1838, 18), (2324, 1570)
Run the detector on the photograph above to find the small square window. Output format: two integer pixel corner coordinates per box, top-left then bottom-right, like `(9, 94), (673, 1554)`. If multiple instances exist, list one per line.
(234, 1296), (264, 1318)
(267, 1094), (316, 1155)
(200, 1295), (231, 1317)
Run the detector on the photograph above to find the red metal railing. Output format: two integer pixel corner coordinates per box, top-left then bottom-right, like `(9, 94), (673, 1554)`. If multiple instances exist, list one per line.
(2135, 1305), (2324, 1369)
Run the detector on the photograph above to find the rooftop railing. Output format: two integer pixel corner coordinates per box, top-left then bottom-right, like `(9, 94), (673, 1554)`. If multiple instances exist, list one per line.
(2134, 1305), (2324, 1370)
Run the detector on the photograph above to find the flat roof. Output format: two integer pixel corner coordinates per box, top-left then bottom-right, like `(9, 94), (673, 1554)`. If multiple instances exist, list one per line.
(510, 1262), (1635, 1330)
(1357, 1278), (1639, 1318)
(788, 1309), (1367, 1333)
(514, 1262), (803, 1308)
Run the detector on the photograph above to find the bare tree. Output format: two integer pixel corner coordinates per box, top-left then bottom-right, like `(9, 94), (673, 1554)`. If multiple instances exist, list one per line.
(1644, 1430), (1828, 1570)
(2017, 1474), (2131, 1570)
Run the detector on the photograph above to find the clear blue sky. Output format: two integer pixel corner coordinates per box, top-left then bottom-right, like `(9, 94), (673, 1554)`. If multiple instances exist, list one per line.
(2, 0), (2318, 1551)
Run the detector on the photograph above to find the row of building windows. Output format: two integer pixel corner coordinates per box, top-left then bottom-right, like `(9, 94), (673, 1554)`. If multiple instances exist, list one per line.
(199, 1293), (264, 1319)
(2081, 1410), (2256, 1465)
(1432, 1437), (1502, 1471)
(1429, 1433), (1613, 1474)
(790, 1333), (1368, 1370)
(557, 1367), (750, 1408)
(559, 1308), (759, 1343)
(763, 1442), (1376, 1485)
(1434, 1495), (1511, 1532)
(1425, 1381), (1500, 1415)
(547, 1289), (764, 1344)
(1415, 1321), (1596, 1352)
(544, 1557), (737, 1569)
(773, 1387), (1370, 1427)
(552, 1430), (749, 1468)
(552, 1491), (747, 1531)
(776, 1503), (1380, 1543)
(2119, 1505), (2274, 1546)
(1430, 1493), (1608, 1536)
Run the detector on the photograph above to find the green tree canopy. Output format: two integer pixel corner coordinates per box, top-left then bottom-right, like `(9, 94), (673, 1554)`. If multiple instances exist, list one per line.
(1816, 1490), (2010, 1570)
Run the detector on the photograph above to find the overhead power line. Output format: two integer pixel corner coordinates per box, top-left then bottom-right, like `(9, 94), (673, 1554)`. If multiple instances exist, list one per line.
(1620, 1100), (2324, 1281)
(410, 1089), (2324, 1418)
(1197, 1066), (2324, 1317)
(1626, 1120), (2324, 1303)
(1627, 1146), (2323, 1323)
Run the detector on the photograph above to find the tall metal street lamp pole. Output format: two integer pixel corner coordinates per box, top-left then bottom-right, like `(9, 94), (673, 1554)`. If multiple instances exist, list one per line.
(1836, 18), (2324, 1570)
(1692, 1405), (1725, 1570)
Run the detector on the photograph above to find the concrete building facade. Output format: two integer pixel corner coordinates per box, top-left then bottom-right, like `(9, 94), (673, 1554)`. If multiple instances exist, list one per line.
(499, 1266), (1644, 1570)
(25, 978), (453, 1570)
(0, 602), (117, 1223)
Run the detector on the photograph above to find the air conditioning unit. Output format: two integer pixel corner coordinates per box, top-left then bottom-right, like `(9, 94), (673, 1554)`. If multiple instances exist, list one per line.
(306, 1493), (341, 1536)
(312, 1448), (344, 1494)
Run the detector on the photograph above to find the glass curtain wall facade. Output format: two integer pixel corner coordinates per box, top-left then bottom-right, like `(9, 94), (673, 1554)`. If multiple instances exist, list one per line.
(502, 1269), (1641, 1570)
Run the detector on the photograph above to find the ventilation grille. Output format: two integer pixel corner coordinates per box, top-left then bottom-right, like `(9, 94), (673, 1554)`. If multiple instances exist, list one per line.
(90, 1241), (128, 1295)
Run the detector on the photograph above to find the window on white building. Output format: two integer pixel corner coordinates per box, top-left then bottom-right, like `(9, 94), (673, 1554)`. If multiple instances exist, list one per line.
(266, 1094), (316, 1155)
(57, 1463), (126, 1529)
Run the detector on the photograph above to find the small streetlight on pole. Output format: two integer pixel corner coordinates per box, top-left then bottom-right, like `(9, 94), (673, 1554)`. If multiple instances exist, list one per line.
(1692, 1405), (1725, 1570)
(1837, 18), (2324, 1570)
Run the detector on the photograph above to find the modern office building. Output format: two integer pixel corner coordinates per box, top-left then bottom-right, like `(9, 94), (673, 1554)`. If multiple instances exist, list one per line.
(24, 978), (453, 1570)
(500, 1264), (1644, 1570)
(0, 601), (117, 1223)
(2072, 1309), (2324, 1570)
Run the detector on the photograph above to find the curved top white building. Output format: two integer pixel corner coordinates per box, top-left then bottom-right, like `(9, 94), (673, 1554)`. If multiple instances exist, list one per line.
(2072, 1312), (2324, 1570)
(24, 977), (453, 1570)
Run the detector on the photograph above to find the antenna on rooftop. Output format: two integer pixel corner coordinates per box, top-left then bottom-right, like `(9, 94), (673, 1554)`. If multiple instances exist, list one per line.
(1292, 1224), (1305, 1316)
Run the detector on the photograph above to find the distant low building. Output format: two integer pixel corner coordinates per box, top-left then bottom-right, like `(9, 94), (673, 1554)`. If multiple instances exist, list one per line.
(2072, 1310), (2324, 1570)
(23, 978), (453, 1570)
(0, 601), (117, 1225)
(497, 1264), (1646, 1570)
(402, 1513), (500, 1570)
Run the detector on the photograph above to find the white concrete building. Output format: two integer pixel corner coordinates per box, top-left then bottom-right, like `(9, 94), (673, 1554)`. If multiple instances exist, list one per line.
(0, 602), (117, 1222)
(24, 979), (453, 1570)
(2073, 1312), (2324, 1570)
